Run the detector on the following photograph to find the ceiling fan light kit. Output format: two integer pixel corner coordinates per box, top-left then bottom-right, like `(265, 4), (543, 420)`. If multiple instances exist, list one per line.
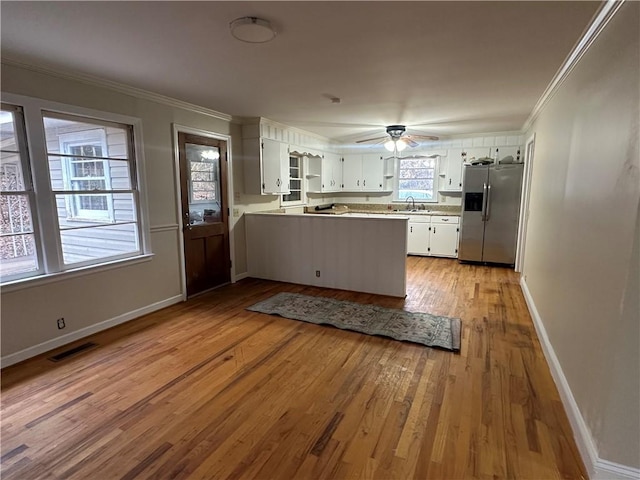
(385, 139), (407, 152)
(230, 16), (276, 43)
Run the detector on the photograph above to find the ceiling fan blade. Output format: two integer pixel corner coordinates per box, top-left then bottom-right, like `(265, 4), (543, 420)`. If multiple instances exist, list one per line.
(408, 134), (439, 141)
(356, 135), (388, 144)
(404, 137), (420, 148)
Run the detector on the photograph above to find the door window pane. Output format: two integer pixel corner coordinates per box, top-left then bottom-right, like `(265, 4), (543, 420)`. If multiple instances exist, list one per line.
(186, 143), (221, 223)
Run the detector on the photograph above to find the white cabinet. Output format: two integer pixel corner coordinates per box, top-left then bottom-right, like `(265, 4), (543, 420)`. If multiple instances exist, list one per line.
(342, 153), (389, 192)
(442, 148), (464, 192)
(342, 154), (363, 190)
(407, 216), (430, 255)
(307, 151), (344, 193)
(243, 137), (290, 195)
(490, 145), (523, 163)
(322, 152), (343, 192)
(429, 216), (459, 257)
(406, 215), (459, 257)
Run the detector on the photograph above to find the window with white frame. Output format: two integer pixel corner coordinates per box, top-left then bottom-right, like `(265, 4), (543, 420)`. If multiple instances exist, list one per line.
(59, 129), (113, 221)
(281, 153), (304, 205)
(0, 104), (41, 280)
(395, 155), (438, 202)
(0, 96), (148, 284)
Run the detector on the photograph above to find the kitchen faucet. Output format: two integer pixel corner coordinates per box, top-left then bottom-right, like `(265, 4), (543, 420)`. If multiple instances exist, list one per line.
(405, 196), (415, 210)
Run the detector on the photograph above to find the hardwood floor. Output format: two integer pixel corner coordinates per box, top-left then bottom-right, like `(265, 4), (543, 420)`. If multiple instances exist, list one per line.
(1, 257), (587, 479)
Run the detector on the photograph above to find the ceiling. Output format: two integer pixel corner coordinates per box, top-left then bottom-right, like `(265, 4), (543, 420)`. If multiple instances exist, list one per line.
(1, 1), (601, 145)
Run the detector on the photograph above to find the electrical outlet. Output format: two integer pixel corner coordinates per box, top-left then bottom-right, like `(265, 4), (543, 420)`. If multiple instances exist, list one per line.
(57, 317), (66, 329)
(233, 208), (240, 218)
(315, 270), (321, 277)
(234, 191), (241, 201)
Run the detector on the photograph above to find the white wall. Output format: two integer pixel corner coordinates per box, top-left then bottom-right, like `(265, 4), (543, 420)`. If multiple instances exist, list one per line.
(522, 1), (639, 472)
(0, 62), (234, 361)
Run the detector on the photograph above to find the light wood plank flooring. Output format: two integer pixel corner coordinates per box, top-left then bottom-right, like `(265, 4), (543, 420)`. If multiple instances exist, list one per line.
(1, 257), (587, 479)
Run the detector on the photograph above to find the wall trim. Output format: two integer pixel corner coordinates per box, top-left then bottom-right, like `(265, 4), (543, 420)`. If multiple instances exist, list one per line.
(595, 459), (640, 480)
(520, 276), (640, 480)
(1, 57), (232, 122)
(522, 0), (626, 132)
(234, 272), (250, 282)
(0, 294), (183, 368)
(150, 224), (180, 233)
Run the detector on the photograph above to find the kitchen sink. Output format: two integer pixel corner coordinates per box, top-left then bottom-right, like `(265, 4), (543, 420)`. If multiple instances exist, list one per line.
(393, 209), (430, 213)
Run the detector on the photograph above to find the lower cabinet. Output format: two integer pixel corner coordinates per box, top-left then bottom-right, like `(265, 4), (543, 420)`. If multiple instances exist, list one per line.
(430, 217), (459, 257)
(407, 221), (430, 255)
(407, 215), (459, 258)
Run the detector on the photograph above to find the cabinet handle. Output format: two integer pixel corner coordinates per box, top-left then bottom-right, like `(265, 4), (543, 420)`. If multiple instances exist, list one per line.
(433, 227), (436, 234)
(449, 178), (452, 185)
(410, 226), (413, 233)
(442, 218), (449, 222)
(357, 180), (360, 186)
(363, 180), (366, 186)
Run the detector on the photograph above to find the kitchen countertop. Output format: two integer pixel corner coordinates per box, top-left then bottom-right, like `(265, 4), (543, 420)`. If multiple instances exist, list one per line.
(346, 208), (458, 216)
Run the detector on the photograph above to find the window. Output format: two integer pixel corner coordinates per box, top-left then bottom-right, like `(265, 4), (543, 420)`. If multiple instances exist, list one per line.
(395, 155), (438, 202)
(0, 104), (41, 280)
(0, 95), (149, 285)
(282, 154), (303, 205)
(59, 129), (112, 221)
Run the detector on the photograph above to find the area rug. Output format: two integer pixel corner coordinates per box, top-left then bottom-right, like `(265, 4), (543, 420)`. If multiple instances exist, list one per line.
(247, 292), (461, 352)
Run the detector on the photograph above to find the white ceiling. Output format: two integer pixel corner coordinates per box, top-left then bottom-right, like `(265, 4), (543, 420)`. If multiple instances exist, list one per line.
(1, 1), (601, 144)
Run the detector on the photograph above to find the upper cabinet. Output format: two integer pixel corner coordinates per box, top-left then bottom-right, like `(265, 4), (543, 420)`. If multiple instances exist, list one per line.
(308, 151), (342, 193)
(342, 153), (390, 192)
(441, 147), (490, 193)
(490, 145), (523, 163)
(243, 137), (291, 195)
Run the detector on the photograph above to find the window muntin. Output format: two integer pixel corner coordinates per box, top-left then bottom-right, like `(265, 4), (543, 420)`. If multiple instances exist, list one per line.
(396, 156), (437, 202)
(0, 104), (41, 281)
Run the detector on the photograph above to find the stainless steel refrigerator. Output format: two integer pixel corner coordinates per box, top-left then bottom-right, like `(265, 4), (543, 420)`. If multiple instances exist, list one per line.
(458, 163), (524, 265)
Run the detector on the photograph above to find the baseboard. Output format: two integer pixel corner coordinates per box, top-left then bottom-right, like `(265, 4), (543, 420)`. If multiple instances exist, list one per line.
(594, 460), (640, 480)
(0, 294), (184, 368)
(234, 272), (250, 282)
(520, 277), (640, 480)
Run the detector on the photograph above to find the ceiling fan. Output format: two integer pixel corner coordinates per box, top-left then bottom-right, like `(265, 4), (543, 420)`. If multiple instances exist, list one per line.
(356, 125), (439, 152)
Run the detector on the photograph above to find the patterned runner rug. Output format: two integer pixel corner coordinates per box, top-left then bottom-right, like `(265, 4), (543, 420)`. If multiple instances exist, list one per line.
(247, 292), (461, 352)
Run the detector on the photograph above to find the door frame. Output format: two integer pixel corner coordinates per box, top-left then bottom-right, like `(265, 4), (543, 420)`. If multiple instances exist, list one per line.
(515, 133), (535, 273)
(172, 124), (235, 300)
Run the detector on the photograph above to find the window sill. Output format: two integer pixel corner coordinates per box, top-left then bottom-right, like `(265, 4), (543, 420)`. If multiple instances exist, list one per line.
(1, 254), (155, 294)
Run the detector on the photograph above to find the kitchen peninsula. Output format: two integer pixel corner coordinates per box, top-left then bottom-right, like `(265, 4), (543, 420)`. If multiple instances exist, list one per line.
(245, 211), (408, 297)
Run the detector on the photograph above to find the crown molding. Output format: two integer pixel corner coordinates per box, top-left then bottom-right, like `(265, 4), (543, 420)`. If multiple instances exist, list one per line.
(522, 0), (626, 132)
(1, 56), (232, 122)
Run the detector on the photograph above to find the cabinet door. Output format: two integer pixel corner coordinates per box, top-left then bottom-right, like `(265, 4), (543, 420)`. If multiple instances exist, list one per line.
(342, 154), (362, 191)
(261, 139), (290, 194)
(429, 223), (459, 257)
(323, 152), (341, 192)
(362, 153), (385, 191)
(444, 149), (464, 191)
(407, 222), (430, 255)
(490, 145), (523, 163)
(330, 153), (343, 192)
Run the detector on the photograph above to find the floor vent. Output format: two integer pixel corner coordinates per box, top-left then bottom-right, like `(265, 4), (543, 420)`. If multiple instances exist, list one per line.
(48, 342), (98, 362)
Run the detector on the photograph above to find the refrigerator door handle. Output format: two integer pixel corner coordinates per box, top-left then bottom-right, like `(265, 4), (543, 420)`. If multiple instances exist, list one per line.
(481, 183), (488, 221)
(485, 184), (492, 221)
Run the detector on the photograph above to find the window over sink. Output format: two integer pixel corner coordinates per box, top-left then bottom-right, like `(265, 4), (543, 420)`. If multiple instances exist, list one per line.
(394, 155), (438, 202)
